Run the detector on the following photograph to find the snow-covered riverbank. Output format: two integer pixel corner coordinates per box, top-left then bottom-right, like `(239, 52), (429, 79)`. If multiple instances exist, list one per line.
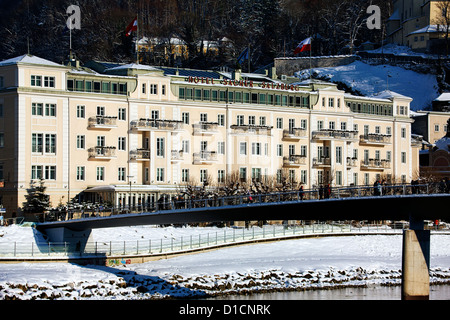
(0, 225), (449, 300)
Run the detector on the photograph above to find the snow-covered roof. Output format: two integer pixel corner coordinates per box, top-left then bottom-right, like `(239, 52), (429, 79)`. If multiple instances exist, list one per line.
(408, 25), (449, 36)
(371, 90), (412, 101)
(434, 136), (450, 151)
(435, 93), (450, 102)
(387, 9), (400, 21)
(0, 54), (63, 67)
(105, 63), (160, 72)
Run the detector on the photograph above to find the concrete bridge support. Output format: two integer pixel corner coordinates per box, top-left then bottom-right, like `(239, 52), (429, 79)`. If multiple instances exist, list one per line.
(401, 217), (430, 300)
(44, 227), (94, 253)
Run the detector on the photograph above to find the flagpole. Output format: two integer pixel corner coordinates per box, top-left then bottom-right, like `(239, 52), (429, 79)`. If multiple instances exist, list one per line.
(136, 13), (140, 64)
(309, 36), (312, 83)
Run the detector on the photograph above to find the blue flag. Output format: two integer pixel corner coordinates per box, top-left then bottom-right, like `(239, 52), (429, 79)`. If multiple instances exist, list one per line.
(237, 47), (249, 64)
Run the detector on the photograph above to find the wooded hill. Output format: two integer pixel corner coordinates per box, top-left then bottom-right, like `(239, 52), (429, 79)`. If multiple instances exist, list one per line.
(0, 0), (391, 70)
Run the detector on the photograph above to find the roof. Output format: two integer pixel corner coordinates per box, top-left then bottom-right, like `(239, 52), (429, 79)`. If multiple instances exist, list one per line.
(157, 67), (225, 79)
(371, 90), (412, 101)
(105, 63), (160, 72)
(408, 25), (449, 36)
(435, 93), (450, 102)
(0, 54), (64, 67)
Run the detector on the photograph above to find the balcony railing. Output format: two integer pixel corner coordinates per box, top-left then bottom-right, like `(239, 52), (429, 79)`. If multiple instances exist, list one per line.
(312, 129), (359, 141)
(283, 155), (307, 167)
(359, 134), (392, 145)
(312, 156), (331, 167)
(131, 119), (184, 131)
(171, 150), (184, 162)
(346, 157), (358, 167)
(361, 159), (391, 170)
(193, 151), (218, 164)
(193, 122), (219, 135)
(88, 116), (118, 129)
(231, 124), (272, 135)
(130, 149), (150, 161)
(88, 146), (117, 159)
(283, 128), (307, 140)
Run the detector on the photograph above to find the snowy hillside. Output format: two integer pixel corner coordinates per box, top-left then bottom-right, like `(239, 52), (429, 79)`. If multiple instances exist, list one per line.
(296, 60), (439, 111)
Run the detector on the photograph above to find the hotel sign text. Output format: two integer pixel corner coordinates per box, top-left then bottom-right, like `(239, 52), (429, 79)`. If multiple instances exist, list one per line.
(186, 76), (303, 92)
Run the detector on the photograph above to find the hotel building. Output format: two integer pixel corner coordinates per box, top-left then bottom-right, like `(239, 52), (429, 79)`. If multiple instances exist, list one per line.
(0, 54), (420, 217)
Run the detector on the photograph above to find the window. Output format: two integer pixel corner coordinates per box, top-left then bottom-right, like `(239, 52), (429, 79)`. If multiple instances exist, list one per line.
(218, 142), (225, 155)
(156, 138), (165, 157)
(252, 168), (261, 181)
(249, 116), (256, 125)
(386, 151), (392, 162)
(218, 114), (225, 126)
(182, 169), (189, 182)
(44, 76), (55, 88)
(32, 103), (43, 116)
(277, 144), (283, 157)
(0, 104), (3, 118)
(77, 105), (85, 118)
(200, 113), (208, 122)
(317, 120), (323, 130)
(329, 121), (335, 130)
(401, 152), (406, 163)
(336, 147), (342, 164)
(157, 168), (164, 182)
(45, 104), (56, 117)
(251, 142), (261, 155)
(118, 108), (126, 121)
(276, 118), (283, 129)
(218, 170), (225, 183)
(240, 142), (247, 155)
(328, 98), (334, 107)
(200, 169), (208, 183)
(182, 140), (190, 153)
(300, 119), (307, 129)
(340, 122), (347, 131)
(401, 127), (406, 138)
(118, 137), (126, 151)
(96, 167), (105, 181)
(150, 84), (158, 94)
(118, 167), (126, 181)
(259, 116), (266, 126)
(32, 134), (43, 153)
(240, 167), (247, 182)
(76, 166), (85, 181)
(151, 110), (159, 120)
(77, 135), (85, 149)
(0, 133), (3, 148)
(300, 145), (307, 157)
(31, 75), (42, 87)
(32, 165), (43, 180)
(182, 112), (189, 124)
(45, 134), (56, 154)
(336, 171), (342, 185)
(97, 106), (105, 116)
(142, 83), (146, 94)
(237, 115), (244, 126)
(45, 166), (56, 180)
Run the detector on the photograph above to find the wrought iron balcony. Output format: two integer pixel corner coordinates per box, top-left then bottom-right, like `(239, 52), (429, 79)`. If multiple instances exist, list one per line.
(130, 149), (150, 161)
(312, 156), (331, 167)
(88, 116), (118, 130)
(88, 146), (117, 160)
(193, 122), (219, 135)
(360, 159), (391, 170)
(283, 155), (307, 167)
(193, 151), (218, 164)
(131, 119), (184, 131)
(359, 134), (392, 145)
(283, 128), (307, 140)
(231, 124), (272, 135)
(312, 129), (359, 141)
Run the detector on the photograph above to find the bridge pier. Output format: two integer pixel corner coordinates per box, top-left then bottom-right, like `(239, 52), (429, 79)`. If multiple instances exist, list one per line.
(44, 227), (94, 253)
(401, 216), (430, 300)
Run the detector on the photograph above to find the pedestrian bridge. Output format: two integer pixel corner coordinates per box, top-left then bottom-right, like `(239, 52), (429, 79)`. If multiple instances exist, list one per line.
(36, 184), (450, 233)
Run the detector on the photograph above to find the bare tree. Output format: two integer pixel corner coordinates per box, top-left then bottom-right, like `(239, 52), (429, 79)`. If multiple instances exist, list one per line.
(433, 0), (450, 56)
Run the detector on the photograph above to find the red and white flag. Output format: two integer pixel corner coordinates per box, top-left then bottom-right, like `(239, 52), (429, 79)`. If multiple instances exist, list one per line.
(294, 37), (311, 54)
(125, 17), (138, 36)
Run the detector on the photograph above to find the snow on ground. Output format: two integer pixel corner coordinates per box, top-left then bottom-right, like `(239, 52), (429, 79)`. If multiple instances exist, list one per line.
(296, 60), (439, 111)
(0, 225), (449, 300)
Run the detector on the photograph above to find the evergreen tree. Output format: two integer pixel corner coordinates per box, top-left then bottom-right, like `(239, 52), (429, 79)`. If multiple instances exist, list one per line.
(22, 179), (51, 214)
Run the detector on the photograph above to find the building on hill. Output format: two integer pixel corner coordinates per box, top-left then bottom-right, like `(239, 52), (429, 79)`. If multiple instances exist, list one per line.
(0, 54), (420, 218)
(387, 0), (449, 53)
(433, 92), (450, 111)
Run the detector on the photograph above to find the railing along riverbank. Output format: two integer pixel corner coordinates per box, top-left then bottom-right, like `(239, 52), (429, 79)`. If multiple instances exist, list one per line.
(1, 221), (449, 261)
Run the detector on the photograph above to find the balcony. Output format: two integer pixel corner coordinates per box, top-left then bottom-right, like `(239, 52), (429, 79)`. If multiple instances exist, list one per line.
(283, 128), (307, 140)
(171, 150), (184, 162)
(359, 134), (392, 145)
(193, 122), (219, 135)
(131, 119), (184, 132)
(88, 116), (117, 130)
(360, 159), (391, 170)
(346, 157), (358, 168)
(283, 155), (307, 167)
(231, 124), (272, 136)
(312, 156), (331, 167)
(130, 149), (150, 161)
(312, 129), (358, 141)
(193, 151), (218, 164)
(88, 146), (117, 160)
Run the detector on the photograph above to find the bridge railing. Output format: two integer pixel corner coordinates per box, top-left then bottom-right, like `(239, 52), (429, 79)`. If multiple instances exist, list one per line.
(2, 221), (448, 260)
(41, 183), (439, 223)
